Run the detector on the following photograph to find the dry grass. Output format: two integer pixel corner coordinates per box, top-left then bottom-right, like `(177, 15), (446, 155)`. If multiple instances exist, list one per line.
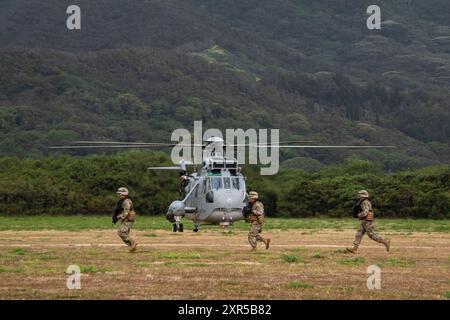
(0, 229), (449, 299)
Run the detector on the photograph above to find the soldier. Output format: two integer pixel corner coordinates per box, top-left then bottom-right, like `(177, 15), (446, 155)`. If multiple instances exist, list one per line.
(244, 191), (270, 251)
(114, 187), (138, 252)
(346, 190), (390, 253)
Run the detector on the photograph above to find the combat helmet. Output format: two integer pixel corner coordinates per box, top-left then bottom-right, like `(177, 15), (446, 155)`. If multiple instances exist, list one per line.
(248, 191), (259, 199)
(358, 190), (369, 198)
(116, 187), (129, 196)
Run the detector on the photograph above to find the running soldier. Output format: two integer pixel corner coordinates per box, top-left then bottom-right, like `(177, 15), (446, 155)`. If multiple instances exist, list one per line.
(113, 187), (138, 252)
(244, 191), (270, 251)
(346, 190), (390, 253)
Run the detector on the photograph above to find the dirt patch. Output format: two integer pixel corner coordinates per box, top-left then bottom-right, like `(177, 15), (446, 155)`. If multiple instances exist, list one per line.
(0, 229), (449, 299)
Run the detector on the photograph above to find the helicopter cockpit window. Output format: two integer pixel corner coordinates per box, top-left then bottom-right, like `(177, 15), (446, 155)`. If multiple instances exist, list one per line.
(210, 177), (223, 190)
(231, 177), (241, 190)
(223, 177), (231, 190)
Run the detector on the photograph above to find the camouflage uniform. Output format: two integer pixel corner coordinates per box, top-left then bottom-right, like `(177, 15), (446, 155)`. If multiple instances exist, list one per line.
(247, 200), (270, 250)
(353, 199), (384, 245)
(117, 198), (135, 246)
(347, 190), (390, 253)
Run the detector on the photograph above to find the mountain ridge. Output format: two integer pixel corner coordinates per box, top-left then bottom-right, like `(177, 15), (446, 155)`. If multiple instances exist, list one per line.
(0, 0), (449, 170)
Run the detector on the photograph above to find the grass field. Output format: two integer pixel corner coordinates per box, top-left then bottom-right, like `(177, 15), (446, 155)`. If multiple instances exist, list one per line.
(1, 216), (449, 232)
(0, 216), (449, 299)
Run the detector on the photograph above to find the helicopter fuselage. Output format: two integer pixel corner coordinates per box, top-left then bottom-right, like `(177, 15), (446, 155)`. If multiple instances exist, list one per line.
(185, 171), (246, 225)
(166, 156), (247, 229)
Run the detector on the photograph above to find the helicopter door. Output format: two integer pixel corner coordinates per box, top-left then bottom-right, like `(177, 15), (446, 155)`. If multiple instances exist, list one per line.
(189, 184), (200, 208)
(232, 177), (246, 203)
(205, 176), (222, 203)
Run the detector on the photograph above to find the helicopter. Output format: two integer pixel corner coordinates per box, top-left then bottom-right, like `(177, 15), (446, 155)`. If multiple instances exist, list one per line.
(50, 135), (395, 232)
(149, 137), (249, 232)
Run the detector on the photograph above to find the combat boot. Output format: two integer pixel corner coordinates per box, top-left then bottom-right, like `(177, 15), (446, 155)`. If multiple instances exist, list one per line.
(382, 239), (390, 252)
(346, 244), (358, 254)
(129, 239), (138, 252)
(265, 238), (271, 250)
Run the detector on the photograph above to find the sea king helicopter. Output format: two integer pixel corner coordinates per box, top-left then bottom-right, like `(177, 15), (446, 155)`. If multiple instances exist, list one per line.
(149, 136), (249, 232)
(50, 136), (394, 232)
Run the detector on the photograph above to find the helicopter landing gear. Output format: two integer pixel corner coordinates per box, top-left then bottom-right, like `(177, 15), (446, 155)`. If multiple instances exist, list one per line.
(172, 216), (183, 232)
(193, 223), (200, 233)
(172, 223), (184, 232)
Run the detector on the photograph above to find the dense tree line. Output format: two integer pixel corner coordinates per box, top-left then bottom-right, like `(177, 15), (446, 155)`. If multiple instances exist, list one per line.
(0, 152), (448, 218)
(0, 48), (448, 170)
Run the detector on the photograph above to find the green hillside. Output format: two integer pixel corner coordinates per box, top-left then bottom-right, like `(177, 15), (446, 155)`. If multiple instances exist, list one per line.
(0, 0), (449, 170)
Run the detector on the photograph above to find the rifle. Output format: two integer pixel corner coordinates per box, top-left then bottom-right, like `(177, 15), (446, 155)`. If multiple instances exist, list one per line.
(112, 199), (125, 224)
(351, 200), (362, 218)
(112, 211), (120, 225)
(242, 204), (250, 218)
(243, 202), (255, 219)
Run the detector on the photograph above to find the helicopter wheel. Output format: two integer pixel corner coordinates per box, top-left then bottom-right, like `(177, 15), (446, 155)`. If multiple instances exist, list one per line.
(193, 227), (199, 233)
(178, 223), (184, 232)
(172, 223), (178, 232)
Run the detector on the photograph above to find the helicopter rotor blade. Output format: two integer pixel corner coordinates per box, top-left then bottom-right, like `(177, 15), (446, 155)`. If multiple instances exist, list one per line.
(49, 145), (173, 149)
(148, 159), (193, 170)
(74, 141), (176, 145)
(223, 144), (395, 148)
(264, 145), (396, 148)
(50, 139), (316, 149)
(49, 145), (395, 149)
(74, 140), (313, 145)
(48, 143), (205, 149)
(49, 139), (395, 150)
